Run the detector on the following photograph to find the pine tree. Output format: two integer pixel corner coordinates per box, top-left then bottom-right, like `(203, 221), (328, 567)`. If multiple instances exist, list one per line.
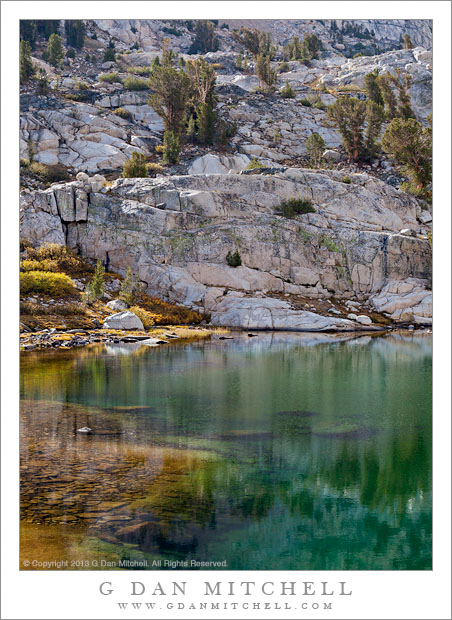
(327, 97), (367, 161)
(20, 40), (34, 83)
(65, 20), (86, 49)
(148, 65), (191, 134)
(377, 73), (398, 119)
(256, 54), (277, 91)
(382, 117), (431, 192)
(122, 151), (147, 178)
(364, 70), (384, 106)
(305, 132), (326, 168)
(85, 259), (105, 302)
(189, 20), (218, 54)
(162, 130), (180, 164)
(103, 39), (115, 62)
(46, 33), (64, 68)
(393, 70), (415, 120)
(280, 79), (295, 98)
(119, 267), (136, 305)
(197, 102), (216, 145)
(364, 101), (385, 159)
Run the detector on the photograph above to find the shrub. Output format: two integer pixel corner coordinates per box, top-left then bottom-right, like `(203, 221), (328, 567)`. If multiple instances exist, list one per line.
(300, 98), (312, 107)
(85, 53), (91, 62)
(281, 79), (295, 98)
(113, 107), (132, 119)
(20, 271), (75, 296)
(146, 162), (164, 177)
(310, 94), (325, 109)
(98, 72), (122, 83)
(342, 176), (351, 184)
(20, 258), (59, 272)
(35, 68), (49, 95)
(25, 244), (93, 276)
(278, 197), (315, 218)
(129, 306), (155, 329)
(84, 259), (105, 303)
(131, 66), (152, 76)
(403, 33), (413, 50)
(76, 80), (89, 90)
(28, 162), (70, 183)
(123, 151), (147, 177)
(226, 250), (242, 267)
(123, 76), (149, 90)
(66, 47), (76, 59)
(278, 61), (290, 73)
(245, 157), (265, 170)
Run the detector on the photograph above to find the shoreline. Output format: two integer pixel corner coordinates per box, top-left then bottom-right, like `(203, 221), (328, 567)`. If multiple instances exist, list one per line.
(20, 324), (432, 352)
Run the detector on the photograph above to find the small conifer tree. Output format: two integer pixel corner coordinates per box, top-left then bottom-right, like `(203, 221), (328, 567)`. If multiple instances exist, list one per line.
(46, 33), (64, 68)
(20, 40), (34, 83)
(85, 259), (105, 302)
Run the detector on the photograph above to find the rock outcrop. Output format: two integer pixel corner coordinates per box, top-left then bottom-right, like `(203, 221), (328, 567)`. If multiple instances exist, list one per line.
(20, 169), (432, 328)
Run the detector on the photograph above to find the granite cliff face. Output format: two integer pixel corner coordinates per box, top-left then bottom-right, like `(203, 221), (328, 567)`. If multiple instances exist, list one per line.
(19, 19), (432, 330)
(20, 169), (432, 327)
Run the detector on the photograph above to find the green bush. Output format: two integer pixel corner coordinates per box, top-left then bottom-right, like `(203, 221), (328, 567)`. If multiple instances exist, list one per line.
(20, 271), (75, 296)
(281, 79), (295, 98)
(113, 107), (132, 119)
(146, 162), (164, 177)
(300, 98), (312, 107)
(123, 76), (149, 90)
(131, 66), (152, 76)
(342, 176), (351, 184)
(226, 250), (242, 267)
(245, 157), (265, 170)
(278, 61), (290, 73)
(98, 72), (122, 83)
(66, 47), (76, 59)
(123, 151), (147, 178)
(278, 197), (315, 218)
(76, 80), (89, 90)
(28, 162), (70, 183)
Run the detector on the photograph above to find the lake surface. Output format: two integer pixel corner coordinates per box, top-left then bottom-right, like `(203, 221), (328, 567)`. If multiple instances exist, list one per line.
(20, 331), (432, 570)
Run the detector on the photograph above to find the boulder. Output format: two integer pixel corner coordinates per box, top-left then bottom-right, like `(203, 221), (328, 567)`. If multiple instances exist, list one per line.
(322, 149), (342, 163)
(103, 311), (144, 330)
(106, 299), (128, 311)
(355, 315), (372, 325)
(188, 153), (250, 175)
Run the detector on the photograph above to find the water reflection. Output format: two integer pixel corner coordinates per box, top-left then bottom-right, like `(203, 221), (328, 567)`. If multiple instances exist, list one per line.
(20, 332), (432, 570)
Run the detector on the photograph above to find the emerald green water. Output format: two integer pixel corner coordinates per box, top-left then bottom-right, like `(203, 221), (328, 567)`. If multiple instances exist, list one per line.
(20, 332), (432, 570)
